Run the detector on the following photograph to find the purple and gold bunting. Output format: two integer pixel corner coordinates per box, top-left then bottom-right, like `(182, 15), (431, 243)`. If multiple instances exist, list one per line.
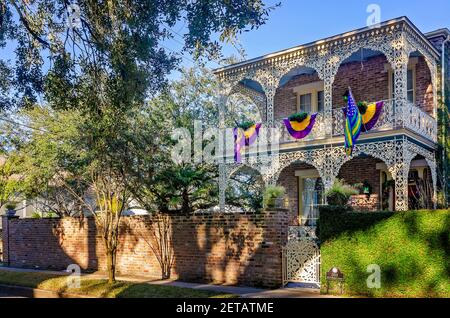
(344, 101), (384, 132)
(234, 123), (262, 163)
(360, 101), (384, 132)
(283, 113), (317, 140)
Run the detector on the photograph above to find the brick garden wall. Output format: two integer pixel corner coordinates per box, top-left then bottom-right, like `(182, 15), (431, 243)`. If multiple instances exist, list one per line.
(1, 211), (289, 288)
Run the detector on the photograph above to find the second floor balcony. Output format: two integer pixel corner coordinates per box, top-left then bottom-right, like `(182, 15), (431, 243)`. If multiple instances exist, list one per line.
(273, 99), (437, 144)
(216, 18), (440, 149)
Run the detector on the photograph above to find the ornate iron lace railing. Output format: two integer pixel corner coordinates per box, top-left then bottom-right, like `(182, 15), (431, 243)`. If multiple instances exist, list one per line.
(332, 99), (395, 136)
(288, 226), (318, 241)
(226, 99), (436, 147)
(331, 99), (436, 142)
(275, 111), (327, 144)
(404, 101), (437, 143)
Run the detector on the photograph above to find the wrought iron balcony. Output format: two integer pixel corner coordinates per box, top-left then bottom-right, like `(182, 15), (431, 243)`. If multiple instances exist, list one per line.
(275, 99), (437, 145)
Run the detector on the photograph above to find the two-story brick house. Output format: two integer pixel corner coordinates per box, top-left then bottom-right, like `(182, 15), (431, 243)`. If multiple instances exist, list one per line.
(214, 17), (449, 227)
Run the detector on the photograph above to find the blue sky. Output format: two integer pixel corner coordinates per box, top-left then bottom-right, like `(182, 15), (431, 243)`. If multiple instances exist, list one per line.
(170, 0), (450, 73)
(2, 1), (450, 78)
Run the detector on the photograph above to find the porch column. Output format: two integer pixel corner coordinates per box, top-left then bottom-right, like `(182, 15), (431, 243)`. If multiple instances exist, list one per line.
(218, 163), (227, 211)
(392, 37), (410, 129)
(323, 76), (334, 137)
(391, 139), (410, 211)
(265, 89), (276, 128)
(426, 157), (438, 209)
(217, 92), (228, 212)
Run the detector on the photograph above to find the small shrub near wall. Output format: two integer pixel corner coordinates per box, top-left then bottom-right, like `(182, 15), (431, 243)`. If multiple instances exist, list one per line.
(319, 208), (450, 297)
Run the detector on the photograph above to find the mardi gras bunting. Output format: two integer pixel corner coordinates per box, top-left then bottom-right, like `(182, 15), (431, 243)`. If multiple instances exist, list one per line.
(344, 101), (384, 132)
(283, 112), (317, 140)
(234, 123), (262, 163)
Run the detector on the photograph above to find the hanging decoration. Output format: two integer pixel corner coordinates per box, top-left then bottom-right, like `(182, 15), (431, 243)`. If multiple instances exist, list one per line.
(234, 121), (262, 163)
(283, 112), (317, 140)
(343, 91), (384, 132)
(358, 101), (384, 132)
(343, 88), (362, 156)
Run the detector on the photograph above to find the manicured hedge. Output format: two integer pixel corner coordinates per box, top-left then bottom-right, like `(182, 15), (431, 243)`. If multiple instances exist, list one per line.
(318, 206), (394, 242)
(319, 209), (450, 297)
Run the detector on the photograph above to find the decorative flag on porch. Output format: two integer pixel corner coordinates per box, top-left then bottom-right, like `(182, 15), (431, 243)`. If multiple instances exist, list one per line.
(234, 122), (262, 163)
(343, 101), (384, 132)
(283, 112), (317, 140)
(344, 88), (362, 156)
(360, 101), (384, 132)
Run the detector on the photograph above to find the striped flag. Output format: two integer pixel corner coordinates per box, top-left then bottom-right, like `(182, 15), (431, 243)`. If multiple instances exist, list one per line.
(344, 88), (362, 156)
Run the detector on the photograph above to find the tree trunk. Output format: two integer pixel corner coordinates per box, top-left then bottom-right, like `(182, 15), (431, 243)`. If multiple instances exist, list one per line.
(106, 249), (116, 284)
(182, 188), (189, 214)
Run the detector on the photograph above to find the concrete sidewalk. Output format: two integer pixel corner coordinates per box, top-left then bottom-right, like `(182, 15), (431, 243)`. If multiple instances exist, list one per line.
(0, 266), (336, 298)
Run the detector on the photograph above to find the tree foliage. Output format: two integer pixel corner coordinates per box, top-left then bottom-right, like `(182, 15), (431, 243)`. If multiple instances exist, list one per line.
(0, 0), (277, 283)
(0, 0), (276, 111)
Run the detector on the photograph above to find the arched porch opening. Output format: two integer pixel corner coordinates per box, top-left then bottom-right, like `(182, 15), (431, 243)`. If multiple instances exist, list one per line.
(332, 48), (395, 135)
(226, 165), (264, 213)
(274, 65), (321, 121)
(407, 155), (435, 210)
(225, 79), (266, 126)
(407, 50), (436, 117)
(337, 154), (387, 211)
(276, 161), (323, 226)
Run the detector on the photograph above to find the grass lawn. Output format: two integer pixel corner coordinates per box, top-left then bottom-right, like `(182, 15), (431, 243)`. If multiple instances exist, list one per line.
(0, 269), (237, 298)
(321, 209), (450, 298)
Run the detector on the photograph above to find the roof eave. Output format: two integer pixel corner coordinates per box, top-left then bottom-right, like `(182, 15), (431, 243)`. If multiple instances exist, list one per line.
(214, 16), (440, 75)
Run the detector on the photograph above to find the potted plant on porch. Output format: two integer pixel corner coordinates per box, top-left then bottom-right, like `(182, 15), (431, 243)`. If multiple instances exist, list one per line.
(325, 179), (359, 207)
(263, 186), (286, 209)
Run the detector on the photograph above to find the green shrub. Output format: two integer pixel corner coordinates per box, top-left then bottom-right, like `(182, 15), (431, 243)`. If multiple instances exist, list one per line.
(5, 203), (16, 210)
(44, 211), (58, 218)
(320, 209), (450, 297)
(263, 186), (285, 208)
(31, 212), (42, 219)
(325, 179), (358, 206)
(318, 206), (393, 242)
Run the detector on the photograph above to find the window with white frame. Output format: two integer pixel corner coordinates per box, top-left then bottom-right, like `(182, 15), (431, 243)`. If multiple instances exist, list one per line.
(387, 58), (417, 104)
(391, 69), (414, 103)
(299, 93), (312, 112)
(293, 81), (324, 113)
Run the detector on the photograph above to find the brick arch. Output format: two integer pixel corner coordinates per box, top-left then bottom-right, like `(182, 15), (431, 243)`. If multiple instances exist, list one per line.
(335, 153), (387, 211)
(276, 161), (322, 226)
(332, 48), (393, 110)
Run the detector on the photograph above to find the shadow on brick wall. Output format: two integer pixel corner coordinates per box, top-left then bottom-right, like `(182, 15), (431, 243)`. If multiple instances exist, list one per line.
(3, 216), (99, 272)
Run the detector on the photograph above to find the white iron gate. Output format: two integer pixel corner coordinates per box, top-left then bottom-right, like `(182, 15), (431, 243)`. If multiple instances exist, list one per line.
(282, 237), (320, 286)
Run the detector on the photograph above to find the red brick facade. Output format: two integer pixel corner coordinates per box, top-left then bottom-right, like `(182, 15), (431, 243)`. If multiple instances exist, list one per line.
(1, 211), (289, 288)
(272, 52), (434, 219)
(273, 54), (433, 119)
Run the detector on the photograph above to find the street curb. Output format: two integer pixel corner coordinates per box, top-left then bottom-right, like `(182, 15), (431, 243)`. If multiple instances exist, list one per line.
(0, 284), (94, 298)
